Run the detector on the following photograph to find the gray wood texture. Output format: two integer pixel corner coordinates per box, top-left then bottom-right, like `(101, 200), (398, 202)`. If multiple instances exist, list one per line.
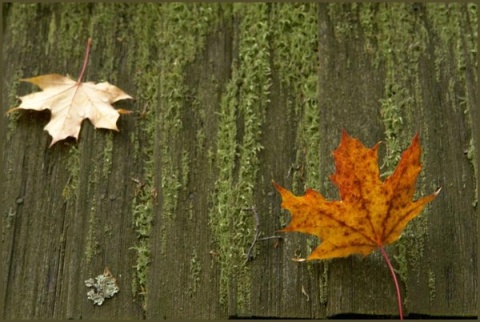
(1, 3), (477, 319)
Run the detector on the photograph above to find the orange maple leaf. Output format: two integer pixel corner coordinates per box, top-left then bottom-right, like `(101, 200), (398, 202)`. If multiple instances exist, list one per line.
(274, 129), (440, 260)
(7, 38), (132, 147)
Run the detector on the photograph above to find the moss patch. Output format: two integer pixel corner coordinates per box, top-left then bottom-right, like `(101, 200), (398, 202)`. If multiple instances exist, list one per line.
(209, 64), (240, 306)
(319, 261), (329, 305)
(188, 249), (201, 296)
(156, 2), (217, 231)
(428, 269), (436, 301)
(128, 2), (219, 310)
(85, 204), (100, 264)
(101, 132), (113, 178)
(271, 3), (320, 191)
(127, 3), (162, 307)
(62, 145), (80, 200)
(270, 3), (320, 258)
(370, 3), (475, 308)
(207, 3), (273, 311)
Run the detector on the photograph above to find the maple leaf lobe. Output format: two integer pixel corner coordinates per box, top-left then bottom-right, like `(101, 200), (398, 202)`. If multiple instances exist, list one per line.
(274, 130), (439, 260)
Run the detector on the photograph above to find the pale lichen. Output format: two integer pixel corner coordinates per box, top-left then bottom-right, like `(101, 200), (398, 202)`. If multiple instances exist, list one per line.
(85, 267), (120, 306)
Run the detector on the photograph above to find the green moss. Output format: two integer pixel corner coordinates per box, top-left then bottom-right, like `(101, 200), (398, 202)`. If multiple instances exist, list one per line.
(428, 269), (436, 301)
(5, 207), (16, 229)
(46, 10), (57, 57)
(427, 3), (475, 85)
(62, 145), (80, 200)
(373, 5), (477, 307)
(208, 3), (272, 310)
(376, 3), (427, 153)
(188, 249), (201, 296)
(89, 4), (119, 83)
(101, 132), (113, 177)
(209, 64), (240, 306)
(181, 149), (190, 188)
(4, 5), (38, 137)
(271, 3), (320, 191)
(85, 137), (104, 265)
(372, 6), (433, 301)
(266, 2), (318, 257)
(56, 4), (91, 68)
(466, 138), (478, 207)
(85, 205), (100, 264)
(127, 3), (163, 306)
(328, 3), (360, 40)
(269, 1), (321, 282)
(319, 261), (329, 305)
(160, 157), (182, 223)
(405, 204), (428, 263)
(5, 4), (38, 72)
(126, 3), (218, 308)
(5, 70), (23, 141)
(129, 240), (151, 308)
(155, 2), (218, 258)
(379, 83), (408, 177)
(132, 202), (153, 238)
(393, 242), (408, 284)
(103, 223), (112, 237)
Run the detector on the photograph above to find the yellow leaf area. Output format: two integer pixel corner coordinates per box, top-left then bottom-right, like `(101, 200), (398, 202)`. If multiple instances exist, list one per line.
(274, 130), (440, 260)
(9, 74), (132, 146)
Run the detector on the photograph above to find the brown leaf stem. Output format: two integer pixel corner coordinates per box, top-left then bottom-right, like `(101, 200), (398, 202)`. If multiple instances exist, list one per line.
(379, 245), (403, 320)
(77, 38), (92, 84)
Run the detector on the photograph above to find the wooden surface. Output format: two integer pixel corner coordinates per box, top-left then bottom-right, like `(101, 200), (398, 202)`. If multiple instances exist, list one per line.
(1, 3), (477, 319)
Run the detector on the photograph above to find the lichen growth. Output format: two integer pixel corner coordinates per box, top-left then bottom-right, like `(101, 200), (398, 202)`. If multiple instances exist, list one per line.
(85, 267), (120, 305)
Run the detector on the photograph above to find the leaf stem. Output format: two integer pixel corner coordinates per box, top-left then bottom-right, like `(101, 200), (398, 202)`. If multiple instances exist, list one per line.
(379, 245), (404, 320)
(77, 38), (92, 84)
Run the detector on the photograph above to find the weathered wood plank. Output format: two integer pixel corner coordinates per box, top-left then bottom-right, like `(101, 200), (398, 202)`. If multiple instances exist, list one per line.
(1, 3), (477, 319)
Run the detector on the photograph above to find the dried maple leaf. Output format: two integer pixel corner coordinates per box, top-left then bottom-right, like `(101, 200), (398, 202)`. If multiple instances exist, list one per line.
(7, 38), (132, 146)
(274, 129), (440, 260)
